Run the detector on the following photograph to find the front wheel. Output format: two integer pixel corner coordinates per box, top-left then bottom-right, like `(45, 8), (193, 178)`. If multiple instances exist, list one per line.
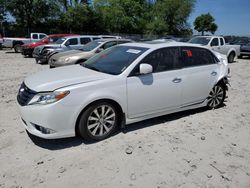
(207, 84), (226, 109)
(78, 102), (118, 141)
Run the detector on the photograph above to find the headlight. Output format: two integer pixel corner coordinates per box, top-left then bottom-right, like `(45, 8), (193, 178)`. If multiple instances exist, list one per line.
(65, 57), (71, 63)
(28, 91), (70, 105)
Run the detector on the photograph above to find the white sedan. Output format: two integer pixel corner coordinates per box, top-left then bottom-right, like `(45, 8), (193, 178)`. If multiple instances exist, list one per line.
(17, 42), (230, 141)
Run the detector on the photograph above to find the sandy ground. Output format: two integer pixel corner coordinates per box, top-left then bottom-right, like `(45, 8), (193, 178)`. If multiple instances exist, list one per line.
(0, 49), (249, 188)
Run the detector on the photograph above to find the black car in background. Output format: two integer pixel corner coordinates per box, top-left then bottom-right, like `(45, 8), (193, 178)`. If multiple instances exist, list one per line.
(238, 42), (250, 58)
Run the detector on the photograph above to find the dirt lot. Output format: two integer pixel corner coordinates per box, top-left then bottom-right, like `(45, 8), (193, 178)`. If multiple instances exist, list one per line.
(0, 50), (249, 188)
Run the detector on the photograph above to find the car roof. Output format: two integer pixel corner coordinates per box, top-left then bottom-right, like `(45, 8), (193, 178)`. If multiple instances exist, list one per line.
(119, 41), (209, 50)
(62, 35), (101, 39)
(47, 34), (79, 37)
(95, 38), (132, 42)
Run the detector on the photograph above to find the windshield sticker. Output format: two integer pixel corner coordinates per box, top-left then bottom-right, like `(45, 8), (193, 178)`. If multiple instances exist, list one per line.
(126, 49), (141, 54)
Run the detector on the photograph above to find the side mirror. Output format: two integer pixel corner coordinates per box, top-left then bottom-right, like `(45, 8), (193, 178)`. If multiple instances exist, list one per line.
(96, 48), (104, 53)
(139, 64), (153, 75)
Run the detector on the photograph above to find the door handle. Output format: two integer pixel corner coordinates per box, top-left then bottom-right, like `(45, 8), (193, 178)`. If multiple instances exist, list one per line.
(172, 78), (182, 83)
(211, 71), (217, 76)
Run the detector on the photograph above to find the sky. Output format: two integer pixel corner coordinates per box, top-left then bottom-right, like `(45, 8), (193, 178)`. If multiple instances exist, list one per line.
(188, 0), (250, 36)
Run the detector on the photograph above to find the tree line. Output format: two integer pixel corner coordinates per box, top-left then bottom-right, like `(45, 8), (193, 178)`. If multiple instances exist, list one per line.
(0, 0), (218, 37)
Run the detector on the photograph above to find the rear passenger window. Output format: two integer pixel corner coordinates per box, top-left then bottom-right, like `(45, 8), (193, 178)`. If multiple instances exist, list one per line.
(39, 34), (46, 39)
(69, 38), (78, 45)
(137, 47), (180, 73)
(80, 38), (91, 44)
(220, 38), (224, 45)
(211, 38), (219, 46)
(181, 47), (215, 67)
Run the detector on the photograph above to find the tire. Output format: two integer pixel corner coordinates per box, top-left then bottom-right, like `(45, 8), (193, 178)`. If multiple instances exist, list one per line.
(78, 101), (119, 141)
(49, 65), (55, 69)
(14, 44), (22, 53)
(228, 52), (235, 63)
(207, 84), (226, 109)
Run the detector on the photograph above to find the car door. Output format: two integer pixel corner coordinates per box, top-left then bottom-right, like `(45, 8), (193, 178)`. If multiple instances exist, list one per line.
(180, 47), (219, 107)
(210, 38), (222, 53)
(218, 38), (228, 55)
(127, 47), (183, 118)
(80, 37), (91, 45)
(66, 38), (79, 50)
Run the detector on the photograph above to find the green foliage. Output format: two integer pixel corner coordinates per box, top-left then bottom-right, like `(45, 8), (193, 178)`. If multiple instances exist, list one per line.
(60, 4), (101, 33)
(5, 0), (59, 34)
(0, 0), (6, 22)
(146, 0), (195, 35)
(2, 0), (197, 36)
(94, 0), (149, 34)
(194, 13), (218, 35)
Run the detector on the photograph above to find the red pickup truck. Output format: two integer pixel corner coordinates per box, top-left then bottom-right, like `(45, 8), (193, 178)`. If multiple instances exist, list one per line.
(21, 34), (79, 57)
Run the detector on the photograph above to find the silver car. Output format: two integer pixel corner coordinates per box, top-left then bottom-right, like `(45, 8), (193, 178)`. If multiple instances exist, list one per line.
(48, 39), (132, 68)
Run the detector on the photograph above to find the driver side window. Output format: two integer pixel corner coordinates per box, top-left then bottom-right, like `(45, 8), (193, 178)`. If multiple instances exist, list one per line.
(130, 47), (180, 75)
(211, 38), (219, 46)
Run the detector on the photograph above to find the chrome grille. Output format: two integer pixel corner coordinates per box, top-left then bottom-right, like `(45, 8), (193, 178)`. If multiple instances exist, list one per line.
(17, 83), (37, 106)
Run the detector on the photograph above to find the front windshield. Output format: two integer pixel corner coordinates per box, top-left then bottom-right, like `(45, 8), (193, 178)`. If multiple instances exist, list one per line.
(56, 38), (66, 44)
(82, 46), (148, 75)
(189, 37), (211, 45)
(80, 41), (103, 52)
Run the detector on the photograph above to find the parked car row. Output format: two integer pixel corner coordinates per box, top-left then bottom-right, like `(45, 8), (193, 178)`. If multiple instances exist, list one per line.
(16, 34), (231, 141)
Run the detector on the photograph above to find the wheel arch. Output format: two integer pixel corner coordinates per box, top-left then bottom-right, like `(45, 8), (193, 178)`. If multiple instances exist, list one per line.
(75, 58), (87, 64)
(215, 77), (229, 90)
(227, 48), (236, 57)
(75, 98), (125, 136)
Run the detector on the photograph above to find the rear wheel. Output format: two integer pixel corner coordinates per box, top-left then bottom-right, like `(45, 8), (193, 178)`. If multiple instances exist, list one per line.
(207, 84), (226, 109)
(228, 52), (235, 63)
(14, 44), (22, 53)
(78, 102), (118, 141)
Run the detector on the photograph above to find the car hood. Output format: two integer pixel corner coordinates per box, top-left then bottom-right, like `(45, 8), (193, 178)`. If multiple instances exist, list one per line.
(51, 50), (83, 60)
(24, 65), (113, 91)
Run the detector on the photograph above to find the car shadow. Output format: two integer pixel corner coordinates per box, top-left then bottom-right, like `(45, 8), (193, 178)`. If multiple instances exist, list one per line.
(121, 107), (208, 134)
(27, 106), (217, 150)
(5, 51), (16, 54)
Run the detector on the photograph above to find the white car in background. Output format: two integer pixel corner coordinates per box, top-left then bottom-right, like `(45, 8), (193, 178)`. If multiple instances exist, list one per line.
(17, 42), (230, 141)
(188, 36), (240, 63)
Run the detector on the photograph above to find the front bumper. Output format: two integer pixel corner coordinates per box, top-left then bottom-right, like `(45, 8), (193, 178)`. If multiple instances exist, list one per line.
(48, 59), (67, 67)
(22, 48), (34, 56)
(240, 51), (250, 56)
(17, 102), (76, 139)
(35, 55), (49, 64)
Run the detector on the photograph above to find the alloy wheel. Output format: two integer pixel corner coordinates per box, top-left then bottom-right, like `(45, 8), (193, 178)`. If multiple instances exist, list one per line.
(207, 85), (224, 108)
(87, 105), (116, 137)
